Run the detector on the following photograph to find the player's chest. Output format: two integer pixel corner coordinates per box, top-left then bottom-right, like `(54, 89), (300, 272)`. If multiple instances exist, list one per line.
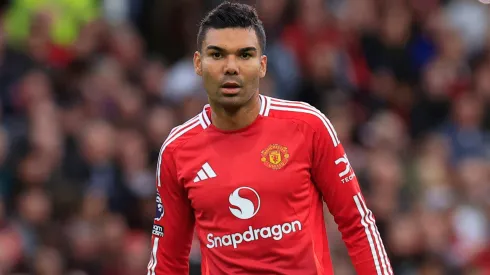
(176, 134), (312, 217)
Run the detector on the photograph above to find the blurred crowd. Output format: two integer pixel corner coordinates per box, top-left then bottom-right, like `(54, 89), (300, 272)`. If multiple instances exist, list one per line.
(0, 0), (489, 274)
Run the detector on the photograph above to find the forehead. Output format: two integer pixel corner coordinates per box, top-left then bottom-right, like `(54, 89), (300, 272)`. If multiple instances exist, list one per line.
(203, 28), (260, 51)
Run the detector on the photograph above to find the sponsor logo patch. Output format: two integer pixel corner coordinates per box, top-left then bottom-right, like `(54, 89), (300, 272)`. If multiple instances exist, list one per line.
(152, 224), (164, 237)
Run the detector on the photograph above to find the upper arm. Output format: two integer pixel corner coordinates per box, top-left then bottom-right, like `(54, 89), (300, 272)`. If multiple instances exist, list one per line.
(148, 147), (195, 275)
(309, 112), (393, 275)
(309, 113), (361, 209)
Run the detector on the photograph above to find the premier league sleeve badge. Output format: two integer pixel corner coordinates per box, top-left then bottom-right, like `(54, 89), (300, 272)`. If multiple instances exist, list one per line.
(155, 192), (164, 221)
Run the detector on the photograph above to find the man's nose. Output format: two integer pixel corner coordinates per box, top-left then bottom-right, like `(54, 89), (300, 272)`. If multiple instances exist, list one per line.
(224, 55), (239, 75)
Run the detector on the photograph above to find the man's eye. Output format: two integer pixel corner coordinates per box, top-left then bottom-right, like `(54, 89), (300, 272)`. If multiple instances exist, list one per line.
(211, 52), (222, 59)
(241, 53), (251, 59)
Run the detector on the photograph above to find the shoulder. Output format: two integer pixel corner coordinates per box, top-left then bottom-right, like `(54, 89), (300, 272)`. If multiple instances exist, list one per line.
(263, 96), (340, 147)
(158, 106), (211, 156)
(263, 95), (327, 126)
(155, 109), (210, 185)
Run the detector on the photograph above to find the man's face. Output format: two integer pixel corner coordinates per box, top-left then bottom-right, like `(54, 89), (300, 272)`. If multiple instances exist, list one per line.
(194, 28), (267, 109)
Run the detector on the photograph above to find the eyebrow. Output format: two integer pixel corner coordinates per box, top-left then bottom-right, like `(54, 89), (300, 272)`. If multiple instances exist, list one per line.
(206, 46), (258, 53)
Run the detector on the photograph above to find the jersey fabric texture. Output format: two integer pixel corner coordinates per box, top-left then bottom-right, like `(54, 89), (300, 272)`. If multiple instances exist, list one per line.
(147, 95), (393, 275)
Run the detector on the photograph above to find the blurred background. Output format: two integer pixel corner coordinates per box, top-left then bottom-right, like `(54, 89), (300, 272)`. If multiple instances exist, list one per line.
(0, 0), (489, 274)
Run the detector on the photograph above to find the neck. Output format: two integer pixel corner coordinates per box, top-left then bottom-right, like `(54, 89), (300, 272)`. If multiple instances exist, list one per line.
(210, 93), (261, 131)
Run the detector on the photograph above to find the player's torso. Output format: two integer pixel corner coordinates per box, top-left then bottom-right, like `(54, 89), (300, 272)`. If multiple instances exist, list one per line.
(174, 116), (327, 274)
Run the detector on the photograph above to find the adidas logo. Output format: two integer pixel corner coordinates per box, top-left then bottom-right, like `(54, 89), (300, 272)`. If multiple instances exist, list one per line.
(193, 162), (217, 182)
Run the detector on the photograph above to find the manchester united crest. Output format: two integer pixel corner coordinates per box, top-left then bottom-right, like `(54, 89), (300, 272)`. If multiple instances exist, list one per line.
(261, 144), (289, 170)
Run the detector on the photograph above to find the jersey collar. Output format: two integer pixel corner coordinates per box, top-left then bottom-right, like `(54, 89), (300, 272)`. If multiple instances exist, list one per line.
(199, 94), (269, 129)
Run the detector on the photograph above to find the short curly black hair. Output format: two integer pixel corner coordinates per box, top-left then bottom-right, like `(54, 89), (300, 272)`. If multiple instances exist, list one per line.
(197, 1), (266, 53)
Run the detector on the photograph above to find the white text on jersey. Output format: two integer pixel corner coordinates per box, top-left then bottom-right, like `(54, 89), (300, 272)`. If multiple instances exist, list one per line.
(206, 220), (302, 249)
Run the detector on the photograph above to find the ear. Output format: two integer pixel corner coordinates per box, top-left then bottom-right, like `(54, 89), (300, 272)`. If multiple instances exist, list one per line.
(259, 54), (267, 78)
(193, 51), (202, 76)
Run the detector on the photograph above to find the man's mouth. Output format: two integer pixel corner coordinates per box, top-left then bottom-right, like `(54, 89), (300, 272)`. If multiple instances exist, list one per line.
(220, 82), (241, 95)
(221, 82), (241, 88)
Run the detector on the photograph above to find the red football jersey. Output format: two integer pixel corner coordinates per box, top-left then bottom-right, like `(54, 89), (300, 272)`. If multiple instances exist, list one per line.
(147, 95), (393, 275)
